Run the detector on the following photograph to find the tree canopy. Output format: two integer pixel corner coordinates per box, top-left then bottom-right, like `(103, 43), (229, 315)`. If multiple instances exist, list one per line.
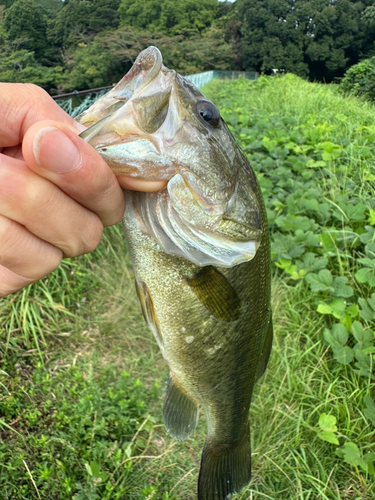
(0, 0), (374, 92)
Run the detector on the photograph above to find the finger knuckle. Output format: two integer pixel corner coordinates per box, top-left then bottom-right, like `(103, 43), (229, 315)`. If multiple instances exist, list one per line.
(67, 215), (103, 257)
(0, 216), (20, 253)
(82, 216), (103, 254)
(23, 83), (50, 102)
(0, 266), (32, 298)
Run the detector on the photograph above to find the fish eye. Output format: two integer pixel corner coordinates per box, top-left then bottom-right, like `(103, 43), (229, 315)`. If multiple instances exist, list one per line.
(196, 101), (220, 128)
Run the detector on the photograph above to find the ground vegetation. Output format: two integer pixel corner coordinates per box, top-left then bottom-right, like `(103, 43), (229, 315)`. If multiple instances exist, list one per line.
(1, 75), (375, 499)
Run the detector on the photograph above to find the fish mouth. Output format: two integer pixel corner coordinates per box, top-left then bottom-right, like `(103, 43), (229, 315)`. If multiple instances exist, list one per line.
(77, 46), (263, 267)
(78, 46), (185, 181)
(78, 46), (165, 129)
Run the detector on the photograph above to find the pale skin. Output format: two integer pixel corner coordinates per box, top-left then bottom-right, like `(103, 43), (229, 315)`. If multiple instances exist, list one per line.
(0, 83), (167, 298)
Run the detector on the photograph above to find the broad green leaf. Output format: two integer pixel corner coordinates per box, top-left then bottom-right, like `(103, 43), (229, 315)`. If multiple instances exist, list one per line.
(317, 431), (339, 445)
(300, 253), (328, 273)
(337, 442), (370, 473)
(333, 277), (353, 298)
(351, 321), (374, 343)
(320, 233), (336, 252)
(355, 267), (375, 287)
(262, 136), (277, 151)
(340, 313), (353, 331)
(366, 242), (375, 258)
(317, 141), (341, 154)
(353, 350), (372, 377)
(332, 346), (354, 365)
(359, 226), (375, 244)
(323, 328), (340, 348)
(358, 297), (375, 321)
(85, 463), (93, 476)
(318, 303), (334, 315)
(318, 414), (337, 432)
(365, 461), (375, 475)
(275, 215), (317, 232)
(317, 299), (346, 319)
(338, 442), (361, 465)
(323, 327), (353, 363)
(305, 270), (333, 292)
(306, 159), (327, 168)
(369, 209), (375, 226)
(331, 324), (349, 345)
(271, 233), (304, 258)
(346, 304), (359, 318)
(330, 299), (347, 319)
(322, 151), (332, 161)
(363, 346), (375, 354)
(368, 294), (375, 310)
(358, 257), (375, 268)
(90, 461), (100, 477)
(294, 230), (320, 247)
(346, 203), (367, 221)
(275, 257), (293, 270)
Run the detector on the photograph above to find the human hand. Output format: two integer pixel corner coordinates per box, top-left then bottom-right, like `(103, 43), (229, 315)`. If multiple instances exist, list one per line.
(0, 83), (167, 297)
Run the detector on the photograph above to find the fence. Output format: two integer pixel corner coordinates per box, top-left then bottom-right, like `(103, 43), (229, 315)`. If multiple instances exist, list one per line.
(185, 70), (258, 89)
(53, 70), (258, 116)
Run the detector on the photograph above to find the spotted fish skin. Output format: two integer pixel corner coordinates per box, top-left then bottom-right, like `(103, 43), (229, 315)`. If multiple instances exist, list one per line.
(121, 166), (271, 499)
(78, 46), (272, 500)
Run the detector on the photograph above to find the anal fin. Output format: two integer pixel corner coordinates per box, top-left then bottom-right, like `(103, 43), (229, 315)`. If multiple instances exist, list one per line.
(163, 373), (199, 441)
(198, 423), (251, 500)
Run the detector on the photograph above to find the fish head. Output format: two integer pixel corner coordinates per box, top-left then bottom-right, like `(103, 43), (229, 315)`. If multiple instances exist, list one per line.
(78, 46), (264, 267)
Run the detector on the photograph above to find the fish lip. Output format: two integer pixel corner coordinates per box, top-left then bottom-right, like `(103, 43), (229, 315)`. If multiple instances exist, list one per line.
(96, 134), (160, 153)
(94, 137), (176, 180)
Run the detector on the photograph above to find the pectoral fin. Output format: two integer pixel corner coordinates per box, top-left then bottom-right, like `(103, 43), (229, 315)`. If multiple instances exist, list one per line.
(163, 373), (199, 441)
(185, 266), (242, 322)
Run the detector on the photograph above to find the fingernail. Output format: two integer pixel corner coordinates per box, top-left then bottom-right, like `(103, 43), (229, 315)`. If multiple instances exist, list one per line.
(33, 126), (81, 174)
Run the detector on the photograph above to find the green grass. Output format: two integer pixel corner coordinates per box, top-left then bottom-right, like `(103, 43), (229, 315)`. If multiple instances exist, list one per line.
(1, 74), (375, 499)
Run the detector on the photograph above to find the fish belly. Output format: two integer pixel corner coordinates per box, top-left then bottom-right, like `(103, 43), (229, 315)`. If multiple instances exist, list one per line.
(123, 197), (272, 500)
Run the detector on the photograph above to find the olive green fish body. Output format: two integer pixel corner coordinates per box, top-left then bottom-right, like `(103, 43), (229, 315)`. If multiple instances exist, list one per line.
(78, 46), (272, 500)
(123, 160), (271, 499)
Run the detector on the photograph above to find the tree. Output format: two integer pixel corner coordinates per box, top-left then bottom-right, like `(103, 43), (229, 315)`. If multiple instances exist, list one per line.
(118, 0), (219, 36)
(3, 0), (48, 62)
(51, 0), (121, 48)
(304, 0), (368, 81)
(0, 0), (16, 7)
(230, 0), (308, 76)
(0, 47), (63, 90)
(231, 0), (375, 81)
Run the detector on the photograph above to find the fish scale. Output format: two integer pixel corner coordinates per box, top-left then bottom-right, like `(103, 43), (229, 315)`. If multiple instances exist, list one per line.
(78, 46), (272, 500)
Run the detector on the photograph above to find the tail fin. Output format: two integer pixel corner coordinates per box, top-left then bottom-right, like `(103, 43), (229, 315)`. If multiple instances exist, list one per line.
(198, 423), (251, 500)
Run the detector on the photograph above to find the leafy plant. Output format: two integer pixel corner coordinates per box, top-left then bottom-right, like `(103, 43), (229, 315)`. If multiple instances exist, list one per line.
(341, 57), (375, 102)
(317, 414), (339, 445)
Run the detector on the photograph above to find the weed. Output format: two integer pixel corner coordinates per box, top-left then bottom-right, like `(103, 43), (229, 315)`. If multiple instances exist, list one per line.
(1, 75), (375, 499)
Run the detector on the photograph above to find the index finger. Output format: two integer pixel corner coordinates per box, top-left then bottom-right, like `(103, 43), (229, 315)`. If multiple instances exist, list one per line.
(0, 83), (81, 148)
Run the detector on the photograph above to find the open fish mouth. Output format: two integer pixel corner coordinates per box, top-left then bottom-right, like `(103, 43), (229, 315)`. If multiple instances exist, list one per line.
(78, 46), (180, 180)
(78, 46), (263, 268)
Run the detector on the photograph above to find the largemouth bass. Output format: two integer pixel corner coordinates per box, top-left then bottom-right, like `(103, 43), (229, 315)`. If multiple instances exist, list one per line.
(78, 47), (272, 500)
